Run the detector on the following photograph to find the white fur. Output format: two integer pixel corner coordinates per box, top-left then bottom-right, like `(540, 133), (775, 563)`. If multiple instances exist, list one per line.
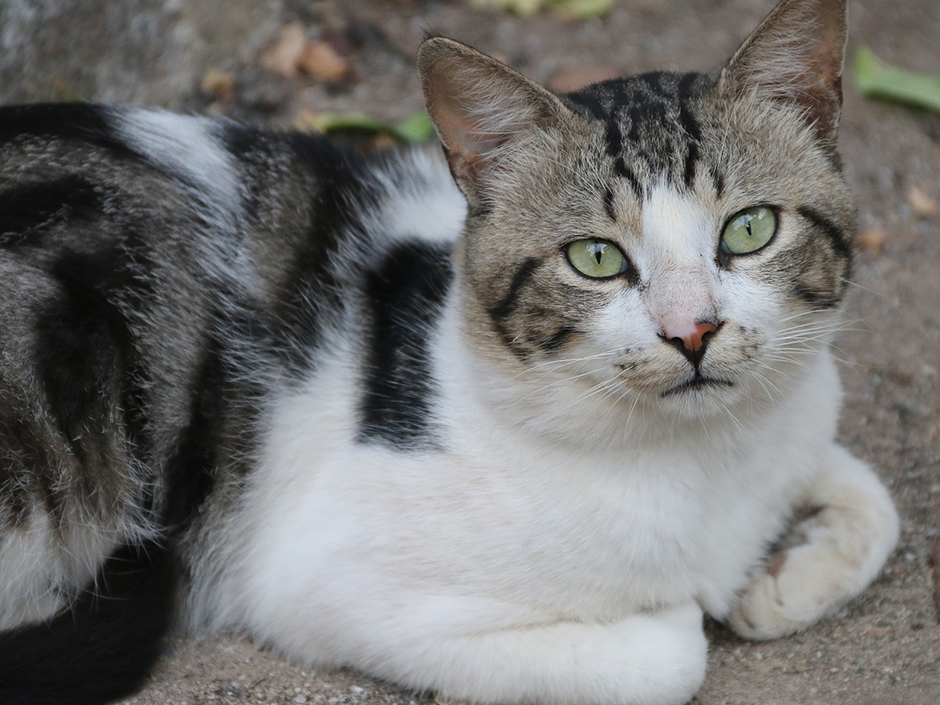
(0, 483), (153, 630)
(368, 149), (468, 245)
(193, 168), (899, 705)
(111, 107), (246, 286)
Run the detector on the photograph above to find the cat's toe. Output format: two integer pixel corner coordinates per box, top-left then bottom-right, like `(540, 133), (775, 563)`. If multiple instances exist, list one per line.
(726, 544), (858, 640)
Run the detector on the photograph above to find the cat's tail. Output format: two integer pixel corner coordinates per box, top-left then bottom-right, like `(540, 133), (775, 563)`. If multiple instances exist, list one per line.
(0, 540), (177, 705)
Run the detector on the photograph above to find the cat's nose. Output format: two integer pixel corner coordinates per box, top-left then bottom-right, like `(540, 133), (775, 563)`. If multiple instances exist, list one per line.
(660, 321), (721, 367)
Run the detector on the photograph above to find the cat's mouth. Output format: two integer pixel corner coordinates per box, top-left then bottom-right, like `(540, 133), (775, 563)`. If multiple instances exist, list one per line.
(660, 375), (734, 398)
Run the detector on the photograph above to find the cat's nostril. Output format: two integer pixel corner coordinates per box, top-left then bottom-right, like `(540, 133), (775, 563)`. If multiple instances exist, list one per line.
(660, 320), (723, 367)
(662, 321), (720, 352)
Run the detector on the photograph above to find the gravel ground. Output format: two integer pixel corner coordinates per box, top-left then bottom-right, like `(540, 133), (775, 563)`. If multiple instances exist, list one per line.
(15, 0), (938, 703)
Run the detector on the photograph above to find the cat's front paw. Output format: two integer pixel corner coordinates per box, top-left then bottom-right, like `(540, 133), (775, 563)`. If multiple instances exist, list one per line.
(727, 539), (851, 639)
(728, 446), (899, 640)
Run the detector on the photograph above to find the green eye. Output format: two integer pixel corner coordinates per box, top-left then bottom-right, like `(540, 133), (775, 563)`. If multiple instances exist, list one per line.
(566, 239), (628, 279)
(721, 207), (777, 255)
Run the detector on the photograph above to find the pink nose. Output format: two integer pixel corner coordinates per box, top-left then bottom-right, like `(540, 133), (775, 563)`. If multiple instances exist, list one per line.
(662, 321), (719, 353)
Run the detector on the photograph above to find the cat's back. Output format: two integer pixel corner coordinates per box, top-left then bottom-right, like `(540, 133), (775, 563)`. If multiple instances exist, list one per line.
(0, 101), (465, 365)
(0, 99), (467, 610)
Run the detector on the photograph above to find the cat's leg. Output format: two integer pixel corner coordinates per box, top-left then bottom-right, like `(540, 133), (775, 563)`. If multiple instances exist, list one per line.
(728, 443), (899, 639)
(382, 602), (707, 705)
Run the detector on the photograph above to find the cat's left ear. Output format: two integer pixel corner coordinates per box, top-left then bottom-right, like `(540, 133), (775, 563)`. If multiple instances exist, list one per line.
(419, 37), (572, 204)
(718, 0), (847, 146)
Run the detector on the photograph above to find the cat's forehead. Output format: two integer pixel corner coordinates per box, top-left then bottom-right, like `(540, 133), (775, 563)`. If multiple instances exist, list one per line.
(561, 72), (711, 192)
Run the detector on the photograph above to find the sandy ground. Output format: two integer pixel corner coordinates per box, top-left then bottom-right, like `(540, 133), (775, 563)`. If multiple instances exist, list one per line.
(86, 0), (938, 702)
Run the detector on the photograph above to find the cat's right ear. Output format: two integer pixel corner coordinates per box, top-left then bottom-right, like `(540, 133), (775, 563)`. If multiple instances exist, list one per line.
(718, 0), (847, 147)
(418, 37), (570, 204)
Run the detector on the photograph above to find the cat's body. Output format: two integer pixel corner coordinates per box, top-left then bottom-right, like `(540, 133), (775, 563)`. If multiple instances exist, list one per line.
(0, 1), (900, 704)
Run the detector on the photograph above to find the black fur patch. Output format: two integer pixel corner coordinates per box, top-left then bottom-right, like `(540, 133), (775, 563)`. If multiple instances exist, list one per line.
(797, 206), (852, 260)
(36, 273), (122, 464)
(32, 246), (151, 525)
(358, 241), (453, 449)
(0, 178), (102, 244)
(792, 284), (842, 310)
(711, 167), (725, 199)
(676, 73), (703, 142)
(271, 133), (378, 377)
(540, 326), (577, 354)
(161, 330), (225, 529)
(218, 122), (266, 220)
(683, 142), (699, 190)
(605, 112), (625, 156)
(614, 157), (644, 200)
(0, 541), (176, 705)
(488, 258), (542, 352)
(602, 186), (617, 222)
(563, 72), (709, 192)
(0, 103), (141, 160)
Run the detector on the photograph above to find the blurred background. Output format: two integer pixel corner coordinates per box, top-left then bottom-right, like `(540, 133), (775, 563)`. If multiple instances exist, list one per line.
(2, 1), (938, 704)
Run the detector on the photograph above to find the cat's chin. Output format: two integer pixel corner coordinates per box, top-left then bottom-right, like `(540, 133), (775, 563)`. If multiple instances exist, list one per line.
(660, 375), (734, 399)
(646, 373), (746, 418)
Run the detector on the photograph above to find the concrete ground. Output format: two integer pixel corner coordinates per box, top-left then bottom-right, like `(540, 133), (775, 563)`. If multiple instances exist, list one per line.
(5, 0), (939, 703)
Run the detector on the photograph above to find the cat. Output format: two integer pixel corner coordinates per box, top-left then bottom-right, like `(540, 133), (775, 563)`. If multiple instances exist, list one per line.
(0, 0), (900, 703)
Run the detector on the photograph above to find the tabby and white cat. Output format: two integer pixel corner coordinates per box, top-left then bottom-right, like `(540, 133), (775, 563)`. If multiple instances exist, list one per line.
(0, 0), (899, 703)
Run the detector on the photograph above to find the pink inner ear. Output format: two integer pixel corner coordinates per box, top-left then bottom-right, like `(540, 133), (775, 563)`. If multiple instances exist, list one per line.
(431, 84), (523, 160)
(789, 34), (844, 136)
(805, 38), (842, 92)
(722, 0), (847, 143)
(437, 108), (508, 158)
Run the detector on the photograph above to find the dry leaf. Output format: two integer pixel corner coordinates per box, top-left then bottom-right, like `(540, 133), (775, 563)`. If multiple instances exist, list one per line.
(298, 40), (351, 83)
(370, 133), (398, 151)
(857, 228), (887, 254)
(907, 186), (939, 218)
(262, 22), (307, 78)
(201, 68), (236, 100)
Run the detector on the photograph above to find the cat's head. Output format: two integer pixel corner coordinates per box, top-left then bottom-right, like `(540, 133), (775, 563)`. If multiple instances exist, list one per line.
(419, 0), (854, 424)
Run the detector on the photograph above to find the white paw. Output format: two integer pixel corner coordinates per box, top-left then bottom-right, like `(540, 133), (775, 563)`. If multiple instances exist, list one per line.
(635, 602), (708, 702)
(728, 540), (845, 639)
(729, 446), (899, 640)
(728, 506), (897, 639)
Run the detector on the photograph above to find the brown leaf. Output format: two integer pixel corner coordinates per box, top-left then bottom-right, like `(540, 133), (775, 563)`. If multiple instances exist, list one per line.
(261, 22), (307, 78)
(201, 68), (236, 100)
(907, 185), (939, 218)
(298, 40), (352, 83)
(857, 228), (887, 254)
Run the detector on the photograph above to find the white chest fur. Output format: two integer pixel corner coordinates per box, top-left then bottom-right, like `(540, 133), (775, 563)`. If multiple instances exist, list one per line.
(221, 296), (841, 667)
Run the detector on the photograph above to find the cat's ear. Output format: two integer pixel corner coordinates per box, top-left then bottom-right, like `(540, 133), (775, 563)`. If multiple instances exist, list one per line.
(418, 37), (571, 202)
(718, 0), (847, 146)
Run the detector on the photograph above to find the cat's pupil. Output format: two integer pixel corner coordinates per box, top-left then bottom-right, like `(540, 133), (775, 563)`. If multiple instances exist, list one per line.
(592, 244), (605, 263)
(743, 216), (754, 237)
